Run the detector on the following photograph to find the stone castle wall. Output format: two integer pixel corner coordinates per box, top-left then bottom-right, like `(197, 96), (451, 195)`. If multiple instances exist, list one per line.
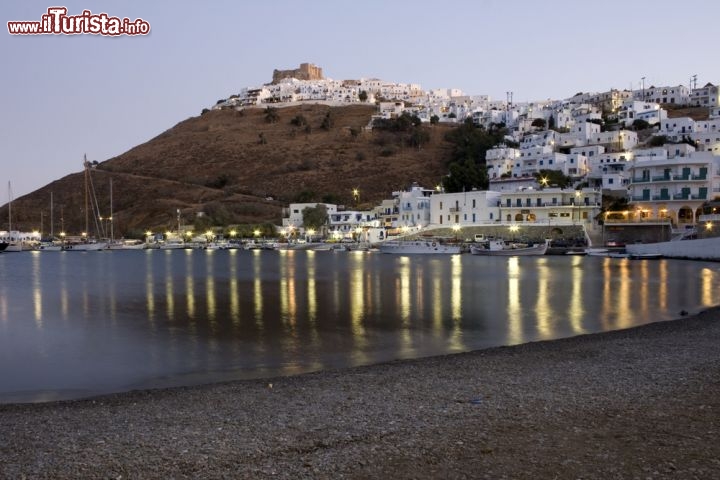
(272, 63), (324, 84)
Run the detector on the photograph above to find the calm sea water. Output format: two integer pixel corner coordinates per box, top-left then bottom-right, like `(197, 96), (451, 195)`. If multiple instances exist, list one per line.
(1, 249), (718, 403)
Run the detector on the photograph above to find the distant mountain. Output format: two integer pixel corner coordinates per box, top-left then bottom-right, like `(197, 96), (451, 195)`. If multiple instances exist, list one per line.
(2, 104), (453, 237)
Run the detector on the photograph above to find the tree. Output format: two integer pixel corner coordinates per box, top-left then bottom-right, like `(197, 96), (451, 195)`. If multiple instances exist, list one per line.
(548, 114), (556, 130)
(358, 90), (368, 102)
(648, 135), (667, 147)
(632, 119), (650, 131)
(430, 115), (439, 125)
(302, 205), (329, 230)
(264, 107), (279, 123)
(408, 129), (430, 149)
(442, 159), (487, 193)
(320, 111), (334, 130)
(295, 190), (316, 203)
(531, 118), (546, 129)
(290, 114), (307, 127)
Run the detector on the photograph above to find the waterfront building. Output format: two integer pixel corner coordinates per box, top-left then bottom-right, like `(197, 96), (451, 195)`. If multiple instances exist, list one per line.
(626, 148), (720, 227)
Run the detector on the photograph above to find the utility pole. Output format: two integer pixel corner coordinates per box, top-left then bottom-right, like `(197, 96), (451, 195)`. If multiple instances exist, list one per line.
(641, 77), (645, 101)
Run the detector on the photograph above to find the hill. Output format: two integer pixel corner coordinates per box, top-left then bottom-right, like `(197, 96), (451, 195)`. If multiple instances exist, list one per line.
(2, 104), (711, 238)
(2, 105), (453, 237)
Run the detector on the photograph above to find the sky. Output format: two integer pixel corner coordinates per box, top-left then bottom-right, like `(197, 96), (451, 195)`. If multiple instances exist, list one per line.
(2, 0), (719, 200)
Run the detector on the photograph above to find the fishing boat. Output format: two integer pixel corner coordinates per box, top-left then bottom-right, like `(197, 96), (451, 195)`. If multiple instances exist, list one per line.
(378, 239), (462, 254)
(470, 239), (549, 256)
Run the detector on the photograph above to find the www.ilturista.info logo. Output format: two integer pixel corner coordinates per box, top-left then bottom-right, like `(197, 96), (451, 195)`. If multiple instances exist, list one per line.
(8, 7), (150, 36)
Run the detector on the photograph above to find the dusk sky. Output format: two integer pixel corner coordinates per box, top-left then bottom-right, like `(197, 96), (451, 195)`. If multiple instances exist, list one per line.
(2, 0), (719, 201)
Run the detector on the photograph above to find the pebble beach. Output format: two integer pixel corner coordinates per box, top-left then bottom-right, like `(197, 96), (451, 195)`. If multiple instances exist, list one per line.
(1, 309), (719, 479)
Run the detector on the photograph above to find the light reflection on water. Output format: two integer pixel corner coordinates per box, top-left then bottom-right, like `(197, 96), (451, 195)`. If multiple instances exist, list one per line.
(0, 250), (718, 403)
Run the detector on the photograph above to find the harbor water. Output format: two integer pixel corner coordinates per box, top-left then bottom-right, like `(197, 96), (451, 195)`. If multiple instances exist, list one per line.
(1, 248), (718, 403)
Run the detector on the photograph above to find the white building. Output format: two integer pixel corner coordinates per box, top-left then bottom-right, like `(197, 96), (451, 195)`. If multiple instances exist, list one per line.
(393, 183), (434, 229)
(430, 190), (502, 226)
(690, 82), (719, 107)
(635, 84), (691, 106)
(283, 203), (338, 229)
(428, 188), (601, 227)
(627, 150), (720, 226)
(617, 101), (665, 126)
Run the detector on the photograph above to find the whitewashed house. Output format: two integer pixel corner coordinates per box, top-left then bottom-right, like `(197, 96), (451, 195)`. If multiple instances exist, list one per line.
(627, 149), (720, 226)
(486, 146), (520, 179)
(617, 101), (665, 126)
(636, 85), (691, 106)
(283, 203), (338, 229)
(429, 190), (502, 227)
(496, 187), (602, 225)
(690, 82), (719, 107)
(393, 183), (434, 229)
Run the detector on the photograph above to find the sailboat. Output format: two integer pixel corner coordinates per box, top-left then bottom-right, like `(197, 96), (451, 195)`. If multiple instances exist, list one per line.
(63, 156), (108, 251)
(3, 182), (23, 252)
(37, 192), (63, 251)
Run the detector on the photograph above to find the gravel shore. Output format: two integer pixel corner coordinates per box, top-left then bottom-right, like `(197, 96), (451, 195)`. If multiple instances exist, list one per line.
(1, 309), (719, 479)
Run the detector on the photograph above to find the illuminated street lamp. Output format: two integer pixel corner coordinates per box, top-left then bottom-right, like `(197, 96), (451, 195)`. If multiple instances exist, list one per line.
(452, 223), (461, 241)
(306, 228), (315, 242)
(352, 188), (360, 204)
(509, 224), (519, 241)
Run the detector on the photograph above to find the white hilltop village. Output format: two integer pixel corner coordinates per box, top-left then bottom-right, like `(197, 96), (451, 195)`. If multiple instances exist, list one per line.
(209, 63), (720, 250)
(3, 64), (720, 254)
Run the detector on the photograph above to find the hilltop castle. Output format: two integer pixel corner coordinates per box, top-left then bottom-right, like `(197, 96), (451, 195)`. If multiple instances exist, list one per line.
(271, 63), (324, 84)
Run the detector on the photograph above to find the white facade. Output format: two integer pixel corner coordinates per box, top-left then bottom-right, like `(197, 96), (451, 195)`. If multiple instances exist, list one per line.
(617, 101), (665, 126)
(690, 83), (719, 107)
(627, 151), (720, 226)
(393, 184), (434, 228)
(430, 190), (502, 226)
(283, 203), (338, 228)
(635, 85), (691, 106)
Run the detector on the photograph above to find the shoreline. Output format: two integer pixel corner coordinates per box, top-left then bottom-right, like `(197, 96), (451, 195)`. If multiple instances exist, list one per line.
(2, 310), (719, 478)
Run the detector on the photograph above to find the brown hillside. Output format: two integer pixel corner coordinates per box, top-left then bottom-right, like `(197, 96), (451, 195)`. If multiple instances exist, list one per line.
(664, 105), (710, 120)
(2, 105), (453, 237)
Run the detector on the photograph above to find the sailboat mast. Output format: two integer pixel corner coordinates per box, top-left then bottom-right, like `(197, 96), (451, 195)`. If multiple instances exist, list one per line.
(84, 154), (89, 236)
(50, 192), (54, 238)
(7, 182), (11, 232)
(109, 178), (113, 242)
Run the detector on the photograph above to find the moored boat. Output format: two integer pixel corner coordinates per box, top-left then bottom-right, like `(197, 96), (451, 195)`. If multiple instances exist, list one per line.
(63, 241), (108, 251)
(625, 236), (720, 260)
(378, 239), (462, 254)
(470, 239), (549, 256)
